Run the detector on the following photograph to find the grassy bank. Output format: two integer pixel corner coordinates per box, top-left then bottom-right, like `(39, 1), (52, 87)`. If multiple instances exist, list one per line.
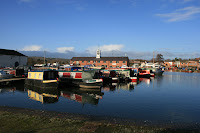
(0, 106), (199, 133)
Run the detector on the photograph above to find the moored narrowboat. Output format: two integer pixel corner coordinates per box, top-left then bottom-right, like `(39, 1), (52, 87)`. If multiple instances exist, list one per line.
(78, 70), (103, 89)
(25, 70), (59, 88)
(0, 70), (13, 80)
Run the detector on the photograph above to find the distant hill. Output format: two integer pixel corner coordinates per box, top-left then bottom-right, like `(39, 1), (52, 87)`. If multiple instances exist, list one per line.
(27, 57), (70, 66)
(20, 51), (75, 59)
(19, 50), (131, 59)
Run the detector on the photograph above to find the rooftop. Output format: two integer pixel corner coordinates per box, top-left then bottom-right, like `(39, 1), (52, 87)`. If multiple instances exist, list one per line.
(0, 49), (26, 57)
(71, 57), (129, 61)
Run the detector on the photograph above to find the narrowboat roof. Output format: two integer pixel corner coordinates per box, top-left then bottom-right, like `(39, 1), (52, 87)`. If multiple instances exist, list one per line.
(29, 69), (58, 72)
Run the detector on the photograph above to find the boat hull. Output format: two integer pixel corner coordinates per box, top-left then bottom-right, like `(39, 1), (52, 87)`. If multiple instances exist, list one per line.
(138, 74), (151, 78)
(25, 79), (58, 89)
(154, 70), (164, 76)
(130, 77), (138, 82)
(75, 81), (102, 89)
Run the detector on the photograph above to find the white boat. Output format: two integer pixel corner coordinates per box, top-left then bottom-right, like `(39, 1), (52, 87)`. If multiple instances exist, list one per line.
(144, 63), (161, 68)
(0, 70), (13, 80)
(142, 63), (164, 76)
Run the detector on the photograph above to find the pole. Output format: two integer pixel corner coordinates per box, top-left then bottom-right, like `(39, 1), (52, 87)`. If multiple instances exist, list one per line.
(153, 51), (155, 64)
(44, 51), (46, 66)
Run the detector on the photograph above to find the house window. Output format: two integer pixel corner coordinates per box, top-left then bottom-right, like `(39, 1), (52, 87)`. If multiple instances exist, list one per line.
(82, 61), (84, 63)
(94, 61), (96, 63)
(117, 66), (119, 68)
(105, 65), (107, 68)
(88, 61), (90, 63)
(116, 61), (119, 63)
(110, 61), (112, 63)
(123, 61), (125, 63)
(110, 66), (112, 68)
(104, 61), (106, 63)
(98, 61), (100, 63)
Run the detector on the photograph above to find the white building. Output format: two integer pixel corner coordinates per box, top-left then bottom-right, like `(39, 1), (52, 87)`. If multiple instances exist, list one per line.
(0, 49), (27, 68)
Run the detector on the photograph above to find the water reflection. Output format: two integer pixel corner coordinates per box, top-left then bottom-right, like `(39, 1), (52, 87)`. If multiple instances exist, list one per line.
(0, 80), (26, 93)
(139, 78), (151, 86)
(0, 76), (161, 105)
(24, 84), (105, 105)
(25, 84), (59, 104)
(0, 86), (16, 93)
(102, 84), (117, 91)
(1, 72), (200, 123)
(116, 83), (135, 91)
(60, 88), (104, 105)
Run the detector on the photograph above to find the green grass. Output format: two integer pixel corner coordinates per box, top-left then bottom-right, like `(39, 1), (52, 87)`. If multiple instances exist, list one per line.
(0, 112), (83, 133)
(0, 111), (199, 133)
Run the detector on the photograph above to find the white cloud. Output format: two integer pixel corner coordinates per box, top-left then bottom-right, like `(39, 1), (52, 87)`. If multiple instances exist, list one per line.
(156, 6), (200, 22)
(86, 44), (124, 54)
(22, 45), (42, 51)
(56, 47), (74, 53)
(100, 44), (124, 51)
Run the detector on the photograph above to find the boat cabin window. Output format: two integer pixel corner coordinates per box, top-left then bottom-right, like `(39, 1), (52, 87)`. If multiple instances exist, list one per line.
(43, 71), (58, 80)
(93, 71), (102, 79)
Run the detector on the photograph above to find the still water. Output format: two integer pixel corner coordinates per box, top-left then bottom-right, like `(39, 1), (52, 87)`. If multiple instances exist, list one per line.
(1, 72), (200, 123)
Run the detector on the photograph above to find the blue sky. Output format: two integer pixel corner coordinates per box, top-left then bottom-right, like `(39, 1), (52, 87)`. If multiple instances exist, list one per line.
(0, 0), (200, 59)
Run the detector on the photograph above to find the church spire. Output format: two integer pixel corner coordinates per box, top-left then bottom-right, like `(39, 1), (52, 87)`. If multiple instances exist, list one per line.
(96, 49), (101, 58)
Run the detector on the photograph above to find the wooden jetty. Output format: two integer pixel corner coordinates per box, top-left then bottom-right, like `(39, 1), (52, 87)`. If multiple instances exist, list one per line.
(0, 78), (25, 83)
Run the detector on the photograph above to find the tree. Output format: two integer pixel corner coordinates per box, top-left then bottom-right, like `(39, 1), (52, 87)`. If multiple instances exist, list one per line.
(155, 54), (164, 64)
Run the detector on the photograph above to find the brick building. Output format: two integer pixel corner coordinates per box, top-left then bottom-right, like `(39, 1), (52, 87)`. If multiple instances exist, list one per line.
(178, 61), (200, 68)
(70, 49), (129, 68)
(164, 60), (200, 68)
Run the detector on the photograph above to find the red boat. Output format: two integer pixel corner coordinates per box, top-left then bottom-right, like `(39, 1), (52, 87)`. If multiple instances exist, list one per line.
(138, 69), (151, 78)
